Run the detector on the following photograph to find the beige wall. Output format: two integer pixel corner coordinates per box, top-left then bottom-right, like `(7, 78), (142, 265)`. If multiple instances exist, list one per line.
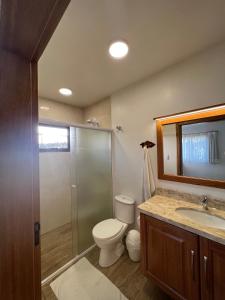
(39, 97), (112, 128)
(83, 97), (111, 128)
(39, 97), (83, 124)
(111, 42), (225, 207)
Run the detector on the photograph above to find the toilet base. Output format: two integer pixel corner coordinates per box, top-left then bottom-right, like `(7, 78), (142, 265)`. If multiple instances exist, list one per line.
(99, 242), (125, 267)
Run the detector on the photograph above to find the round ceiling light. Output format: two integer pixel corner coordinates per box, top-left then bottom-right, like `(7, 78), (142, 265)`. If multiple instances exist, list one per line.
(109, 41), (129, 59)
(59, 88), (72, 96)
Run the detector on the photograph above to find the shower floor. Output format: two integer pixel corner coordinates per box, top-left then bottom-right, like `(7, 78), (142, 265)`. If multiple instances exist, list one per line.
(41, 223), (74, 280)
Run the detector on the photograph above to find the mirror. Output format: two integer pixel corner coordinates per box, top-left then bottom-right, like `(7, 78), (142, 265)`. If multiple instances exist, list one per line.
(156, 105), (225, 188)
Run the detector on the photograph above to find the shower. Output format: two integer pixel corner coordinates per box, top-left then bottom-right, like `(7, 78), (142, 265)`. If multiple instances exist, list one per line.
(39, 125), (112, 282)
(86, 118), (100, 127)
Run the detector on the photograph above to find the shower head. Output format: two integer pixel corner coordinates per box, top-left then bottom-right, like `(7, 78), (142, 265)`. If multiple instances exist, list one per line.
(86, 118), (100, 127)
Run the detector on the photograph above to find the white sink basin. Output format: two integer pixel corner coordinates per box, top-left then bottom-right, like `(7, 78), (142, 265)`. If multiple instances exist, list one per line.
(176, 208), (225, 230)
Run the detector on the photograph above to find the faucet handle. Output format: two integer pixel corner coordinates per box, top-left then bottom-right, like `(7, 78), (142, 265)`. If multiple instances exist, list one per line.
(201, 195), (208, 210)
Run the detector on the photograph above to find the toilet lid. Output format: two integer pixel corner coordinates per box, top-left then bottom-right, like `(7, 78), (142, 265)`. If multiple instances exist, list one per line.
(93, 219), (124, 240)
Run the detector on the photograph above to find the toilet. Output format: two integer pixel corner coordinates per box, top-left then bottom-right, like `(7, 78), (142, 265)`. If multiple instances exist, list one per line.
(92, 195), (135, 267)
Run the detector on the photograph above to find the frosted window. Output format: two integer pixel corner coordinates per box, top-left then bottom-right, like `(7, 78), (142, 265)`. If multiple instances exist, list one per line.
(182, 133), (209, 163)
(38, 125), (69, 151)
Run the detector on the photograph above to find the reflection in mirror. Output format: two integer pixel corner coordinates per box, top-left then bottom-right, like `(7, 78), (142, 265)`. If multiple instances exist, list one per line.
(163, 119), (225, 181)
(163, 124), (178, 175)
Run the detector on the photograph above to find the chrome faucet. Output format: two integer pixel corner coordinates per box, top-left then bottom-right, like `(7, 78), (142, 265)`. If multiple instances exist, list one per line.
(201, 195), (208, 210)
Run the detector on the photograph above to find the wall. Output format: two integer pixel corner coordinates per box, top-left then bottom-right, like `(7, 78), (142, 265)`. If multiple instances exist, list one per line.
(83, 97), (111, 128)
(111, 42), (225, 208)
(39, 97), (83, 124)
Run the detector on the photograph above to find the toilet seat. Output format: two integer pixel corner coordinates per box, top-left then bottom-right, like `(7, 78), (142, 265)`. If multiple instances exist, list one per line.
(93, 219), (125, 240)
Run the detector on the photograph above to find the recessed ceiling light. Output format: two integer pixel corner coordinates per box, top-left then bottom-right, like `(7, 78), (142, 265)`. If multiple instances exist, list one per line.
(59, 88), (73, 96)
(109, 41), (129, 59)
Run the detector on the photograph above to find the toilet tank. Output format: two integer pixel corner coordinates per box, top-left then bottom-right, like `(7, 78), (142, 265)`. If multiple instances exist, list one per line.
(115, 195), (135, 224)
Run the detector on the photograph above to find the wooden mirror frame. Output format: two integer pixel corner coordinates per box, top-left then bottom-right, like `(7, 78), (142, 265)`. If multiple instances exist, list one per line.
(156, 105), (225, 189)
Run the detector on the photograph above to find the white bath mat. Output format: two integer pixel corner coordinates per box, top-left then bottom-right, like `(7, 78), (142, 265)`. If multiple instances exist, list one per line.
(50, 257), (128, 300)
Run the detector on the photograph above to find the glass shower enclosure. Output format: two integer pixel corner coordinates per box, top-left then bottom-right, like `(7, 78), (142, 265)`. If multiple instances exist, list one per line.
(71, 127), (112, 254)
(40, 125), (112, 281)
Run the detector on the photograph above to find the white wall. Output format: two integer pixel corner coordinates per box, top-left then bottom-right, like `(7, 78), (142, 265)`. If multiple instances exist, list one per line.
(39, 97), (83, 124)
(83, 97), (111, 128)
(111, 42), (225, 207)
(40, 152), (72, 234)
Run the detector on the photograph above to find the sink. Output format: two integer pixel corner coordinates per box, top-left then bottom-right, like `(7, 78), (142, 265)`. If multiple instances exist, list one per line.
(175, 208), (225, 230)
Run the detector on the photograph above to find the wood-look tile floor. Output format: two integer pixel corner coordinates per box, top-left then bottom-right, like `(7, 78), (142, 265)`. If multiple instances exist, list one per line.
(42, 246), (171, 300)
(41, 223), (73, 280)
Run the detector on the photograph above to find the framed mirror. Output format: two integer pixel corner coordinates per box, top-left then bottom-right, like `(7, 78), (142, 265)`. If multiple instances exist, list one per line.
(156, 105), (225, 188)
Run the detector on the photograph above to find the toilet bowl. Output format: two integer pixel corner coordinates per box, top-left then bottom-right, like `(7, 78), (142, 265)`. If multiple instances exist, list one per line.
(92, 195), (135, 267)
(93, 219), (128, 267)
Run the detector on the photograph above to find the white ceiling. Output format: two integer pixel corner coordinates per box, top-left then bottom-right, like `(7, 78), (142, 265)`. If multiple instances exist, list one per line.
(38, 0), (225, 107)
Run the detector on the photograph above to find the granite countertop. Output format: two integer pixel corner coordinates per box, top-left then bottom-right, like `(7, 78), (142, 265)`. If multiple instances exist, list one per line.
(138, 195), (225, 246)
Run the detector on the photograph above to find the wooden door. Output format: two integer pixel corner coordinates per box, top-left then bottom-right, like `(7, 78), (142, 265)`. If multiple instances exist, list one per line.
(200, 237), (225, 300)
(0, 50), (40, 300)
(140, 214), (200, 300)
(0, 0), (70, 299)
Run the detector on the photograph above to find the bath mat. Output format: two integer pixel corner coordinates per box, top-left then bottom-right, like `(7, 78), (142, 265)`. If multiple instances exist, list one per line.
(50, 257), (128, 300)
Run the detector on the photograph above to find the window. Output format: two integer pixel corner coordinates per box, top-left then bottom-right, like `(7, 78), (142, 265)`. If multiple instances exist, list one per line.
(182, 133), (209, 163)
(38, 124), (70, 152)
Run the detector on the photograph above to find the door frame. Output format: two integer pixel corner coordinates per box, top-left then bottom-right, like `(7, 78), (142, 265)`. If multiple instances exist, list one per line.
(0, 1), (70, 299)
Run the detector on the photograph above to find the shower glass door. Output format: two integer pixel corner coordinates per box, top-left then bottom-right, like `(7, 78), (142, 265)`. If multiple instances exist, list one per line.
(71, 127), (113, 254)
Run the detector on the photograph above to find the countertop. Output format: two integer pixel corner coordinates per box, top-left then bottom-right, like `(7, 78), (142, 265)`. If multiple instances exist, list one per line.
(138, 195), (225, 246)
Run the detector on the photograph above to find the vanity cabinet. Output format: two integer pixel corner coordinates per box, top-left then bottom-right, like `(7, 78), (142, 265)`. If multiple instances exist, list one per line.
(140, 214), (200, 300)
(141, 213), (225, 300)
(200, 237), (225, 300)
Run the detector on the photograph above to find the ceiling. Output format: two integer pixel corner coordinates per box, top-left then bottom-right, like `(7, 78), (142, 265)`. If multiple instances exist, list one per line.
(38, 0), (225, 107)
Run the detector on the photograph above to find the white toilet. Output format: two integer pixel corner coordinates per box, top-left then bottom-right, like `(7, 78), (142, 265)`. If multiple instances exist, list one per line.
(92, 195), (135, 267)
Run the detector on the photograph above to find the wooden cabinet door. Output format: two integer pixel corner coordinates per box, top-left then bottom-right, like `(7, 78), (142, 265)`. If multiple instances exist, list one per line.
(200, 237), (225, 300)
(140, 214), (200, 300)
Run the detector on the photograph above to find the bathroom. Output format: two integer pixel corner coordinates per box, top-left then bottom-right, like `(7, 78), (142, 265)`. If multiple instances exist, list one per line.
(38, 1), (225, 298)
(39, 1), (225, 299)
(1, 1), (225, 300)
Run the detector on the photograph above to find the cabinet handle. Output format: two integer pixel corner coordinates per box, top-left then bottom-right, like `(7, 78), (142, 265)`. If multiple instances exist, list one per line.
(191, 250), (195, 280)
(203, 256), (208, 289)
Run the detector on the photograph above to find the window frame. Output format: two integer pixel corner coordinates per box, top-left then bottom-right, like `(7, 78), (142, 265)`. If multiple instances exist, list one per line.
(38, 123), (70, 153)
